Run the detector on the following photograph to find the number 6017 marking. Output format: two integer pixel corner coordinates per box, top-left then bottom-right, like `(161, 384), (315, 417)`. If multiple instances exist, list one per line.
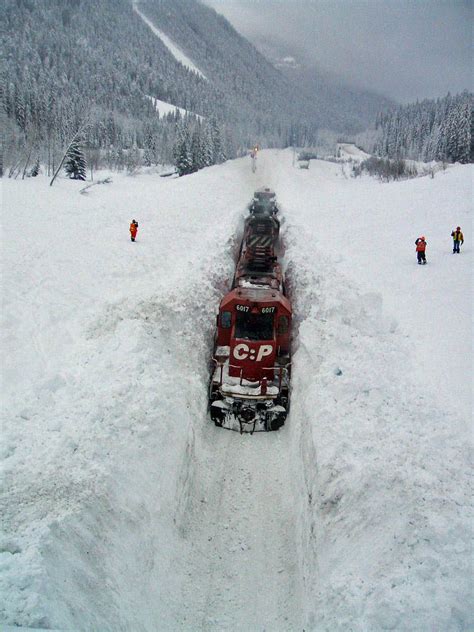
(261, 307), (275, 314)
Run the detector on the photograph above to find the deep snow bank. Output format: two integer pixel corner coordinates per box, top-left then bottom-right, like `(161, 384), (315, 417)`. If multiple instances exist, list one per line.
(1, 152), (472, 630)
(288, 247), (471, 630)
(1, 163), (252, 628)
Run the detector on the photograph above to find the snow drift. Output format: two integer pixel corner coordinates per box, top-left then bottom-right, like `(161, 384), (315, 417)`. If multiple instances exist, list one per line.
(1, 151), (472, 630)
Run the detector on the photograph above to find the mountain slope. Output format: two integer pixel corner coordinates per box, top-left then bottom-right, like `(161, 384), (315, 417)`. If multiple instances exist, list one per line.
(2, 0), (395, 171)
(136, 0), (394, 135)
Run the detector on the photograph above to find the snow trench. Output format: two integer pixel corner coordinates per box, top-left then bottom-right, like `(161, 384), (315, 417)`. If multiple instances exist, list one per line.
(2, 157), (471, 631)
(24, 221), (469, 632)
(2, 200), (306, 630)
(45, 245), (303, 630)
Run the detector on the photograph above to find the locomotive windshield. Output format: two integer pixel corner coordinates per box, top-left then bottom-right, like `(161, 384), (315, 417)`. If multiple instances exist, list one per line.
(235, 311), (274, 341)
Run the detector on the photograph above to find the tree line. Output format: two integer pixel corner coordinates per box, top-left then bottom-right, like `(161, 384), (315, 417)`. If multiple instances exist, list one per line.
(372, 91), (473, 163)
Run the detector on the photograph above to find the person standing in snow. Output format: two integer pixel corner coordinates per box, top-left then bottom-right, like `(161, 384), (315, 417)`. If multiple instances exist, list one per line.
(415, 236), (427, 264)
(451, 226), (464, 253)
(130, 220), (138, 242)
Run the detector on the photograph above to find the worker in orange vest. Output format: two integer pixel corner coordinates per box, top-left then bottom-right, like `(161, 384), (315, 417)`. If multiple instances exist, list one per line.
(415, 235), (427, 264)
(130, 219), (138, 242)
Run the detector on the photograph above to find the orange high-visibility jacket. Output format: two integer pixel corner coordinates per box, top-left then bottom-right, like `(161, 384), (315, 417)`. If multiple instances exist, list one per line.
(130, 222), (138, 237)
(415, 239), (426, 252)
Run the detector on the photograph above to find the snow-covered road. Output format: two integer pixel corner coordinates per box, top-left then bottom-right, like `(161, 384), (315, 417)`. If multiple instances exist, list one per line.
(1, 152), (472, 630)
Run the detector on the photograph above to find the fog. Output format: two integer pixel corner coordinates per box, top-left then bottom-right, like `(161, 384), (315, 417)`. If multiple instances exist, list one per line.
(204, 0), (473, 103)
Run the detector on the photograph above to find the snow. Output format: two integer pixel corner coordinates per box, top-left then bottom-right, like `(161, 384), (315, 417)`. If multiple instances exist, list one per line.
(133, 2), (207, 80)
(147, 96), (204, 121)
(336, 142), (372, 161)
(1, 152), (472, 630)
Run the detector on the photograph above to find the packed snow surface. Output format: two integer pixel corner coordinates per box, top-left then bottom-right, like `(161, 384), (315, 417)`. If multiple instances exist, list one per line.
(133, 2), (207, 79)
(1, 151), (472, 631)
(336, 143), (371, 162)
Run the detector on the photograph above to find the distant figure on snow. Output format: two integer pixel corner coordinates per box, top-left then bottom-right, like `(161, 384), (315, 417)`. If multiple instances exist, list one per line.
(130, 220), (138, 242)
(415, 236), (427, 264)
(451, 226), (464, 253)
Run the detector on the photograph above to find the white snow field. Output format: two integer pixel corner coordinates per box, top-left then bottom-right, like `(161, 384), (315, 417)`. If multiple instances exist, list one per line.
(147, 96), (204, 121)
(1, 151), (472, 631)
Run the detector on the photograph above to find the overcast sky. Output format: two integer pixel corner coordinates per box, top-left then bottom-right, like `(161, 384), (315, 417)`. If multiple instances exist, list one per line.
(204, 0), (472, 103)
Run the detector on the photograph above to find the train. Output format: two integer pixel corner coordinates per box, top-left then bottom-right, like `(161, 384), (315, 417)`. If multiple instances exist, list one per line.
(209, 188), (292, 433)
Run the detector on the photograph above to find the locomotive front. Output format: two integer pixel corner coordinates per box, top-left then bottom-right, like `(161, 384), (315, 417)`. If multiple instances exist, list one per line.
(209, 288), (291, 432)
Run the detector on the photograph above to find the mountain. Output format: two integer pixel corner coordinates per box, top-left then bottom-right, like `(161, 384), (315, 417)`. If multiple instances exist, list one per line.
(2, 0), (395, 175)
(244, 36), (396, 134)
(285, 64), (395, 134)
(136, 0), (395, 135)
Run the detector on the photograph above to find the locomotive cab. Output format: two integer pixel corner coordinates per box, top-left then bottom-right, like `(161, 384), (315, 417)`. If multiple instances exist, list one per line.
(210, 288), (291, 432)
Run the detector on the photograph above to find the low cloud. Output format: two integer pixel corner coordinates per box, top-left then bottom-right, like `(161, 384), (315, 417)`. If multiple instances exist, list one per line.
(204, 0), (473, 102)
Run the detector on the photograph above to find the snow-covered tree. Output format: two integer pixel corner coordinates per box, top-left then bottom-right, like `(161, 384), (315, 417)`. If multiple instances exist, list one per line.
(30, 157), (40, 177)
(64, 137), (86, 180)
(174, 122), (192, 176)
(126, 144), (141, 173)
(210, 117), (224, 164)
(374, 92), (473, 163)
(201, 121), (215, 167)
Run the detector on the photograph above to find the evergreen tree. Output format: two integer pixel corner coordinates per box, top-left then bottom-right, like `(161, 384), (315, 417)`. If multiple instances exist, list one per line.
(30, 157), (40, 176)
(126, 144), (141, 173)
(174, 122), (192, 176)
(64, 137), (86, 179)
(446, 102), (471, 163)
(190, 123), (203, 172)
(14, 89), (27, 135)
(201, 121), (214, 167)
(143, 125), (156, 167)
(210, 117), (223, 164)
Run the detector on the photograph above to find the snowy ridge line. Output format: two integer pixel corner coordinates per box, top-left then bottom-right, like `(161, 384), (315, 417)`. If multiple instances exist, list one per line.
(133, 1), (207, 79)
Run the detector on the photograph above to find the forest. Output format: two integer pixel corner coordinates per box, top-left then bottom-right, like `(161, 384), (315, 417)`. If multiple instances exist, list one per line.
(372, 92), (473, 164)
(1, 0), (472, 181)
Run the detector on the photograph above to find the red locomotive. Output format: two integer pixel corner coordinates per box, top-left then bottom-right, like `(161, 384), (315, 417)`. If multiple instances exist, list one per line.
(209, 188), (292, 432)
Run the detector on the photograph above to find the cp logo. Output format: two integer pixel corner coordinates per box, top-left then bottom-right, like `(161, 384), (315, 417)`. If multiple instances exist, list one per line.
(233, 343), (273, 362)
